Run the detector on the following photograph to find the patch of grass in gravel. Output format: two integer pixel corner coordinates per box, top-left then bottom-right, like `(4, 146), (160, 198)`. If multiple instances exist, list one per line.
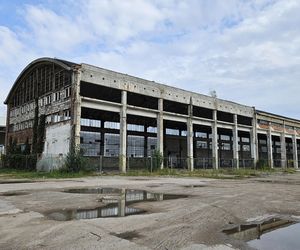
(120, 168), (293, 179)
(0, 168), (94, 179)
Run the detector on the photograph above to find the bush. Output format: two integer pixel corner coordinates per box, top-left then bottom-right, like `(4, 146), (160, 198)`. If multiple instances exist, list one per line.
(256, 159), (270, 170)
(151, 150), (163, 171)
(63, 147), (87, 173)
(2, 154), (37, 171)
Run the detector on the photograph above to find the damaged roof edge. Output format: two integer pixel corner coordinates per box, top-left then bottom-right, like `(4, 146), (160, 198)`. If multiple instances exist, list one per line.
(4, 57), (79, 104)
(4, 57), (300, 124)
(256, 109), (300, 124)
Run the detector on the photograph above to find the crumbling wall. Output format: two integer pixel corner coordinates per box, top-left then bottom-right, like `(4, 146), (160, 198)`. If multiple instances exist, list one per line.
(37, 121), (71, 171)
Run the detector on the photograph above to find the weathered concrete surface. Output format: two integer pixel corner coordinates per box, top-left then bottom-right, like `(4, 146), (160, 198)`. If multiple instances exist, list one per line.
(0, 174), (300, 250)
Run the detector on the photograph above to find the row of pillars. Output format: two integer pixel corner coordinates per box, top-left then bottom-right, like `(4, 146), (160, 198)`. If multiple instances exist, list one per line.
(74, 84), (299, 172)
(266, 122), (299, 169)
(118, 92), (258, 173)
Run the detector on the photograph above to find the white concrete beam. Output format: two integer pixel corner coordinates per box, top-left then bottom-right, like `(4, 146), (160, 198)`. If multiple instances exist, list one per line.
(212, 110), (218, 169)
(157, 98), (164, 169)
(292, 130), (299, 169)
(232, 114), (239, 169)
(119, 90), (127, 173)
(267, 123), (274, 169)
(187, 98), (194, 171)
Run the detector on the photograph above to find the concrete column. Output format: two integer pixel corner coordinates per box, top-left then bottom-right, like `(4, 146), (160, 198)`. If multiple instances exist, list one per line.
(118, 188), (126, 217)
(267, 123), (273, 168)
(251, 115), (258, 168)
(73, 70), (82, 149)
(157, 98), (164, 169)
(119, 90), (127, 173)
(280, 123), (287, 168)
(292, 129), (298, 169)
(187, 98), (194, 171)
(233, 114), (239, 169)
(212, 110), (218, 169)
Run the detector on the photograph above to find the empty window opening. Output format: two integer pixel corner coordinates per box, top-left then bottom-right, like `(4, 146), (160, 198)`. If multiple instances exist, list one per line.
(127, 92), (158, 110)
(193, 106), (213, 119)
(217, 111), (233, 123)
(237, 115), (252, 126)
(80, 81), (121, 103)
(163, 100), (188, 115)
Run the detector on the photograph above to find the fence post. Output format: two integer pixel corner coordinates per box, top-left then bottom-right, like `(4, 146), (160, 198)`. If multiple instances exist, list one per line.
(150, 156), (153, 173)
(25, 155), (28, 170)
(99, 155), (103, 174)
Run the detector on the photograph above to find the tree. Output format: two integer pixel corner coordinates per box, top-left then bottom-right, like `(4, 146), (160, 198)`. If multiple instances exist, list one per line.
(24, 138), (31, 155)
(37, 114), (46, 154)
(32, 98), (39, 154)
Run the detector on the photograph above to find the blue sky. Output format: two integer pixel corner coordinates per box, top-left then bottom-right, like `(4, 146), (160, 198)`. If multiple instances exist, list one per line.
(0, 0), (300, 120)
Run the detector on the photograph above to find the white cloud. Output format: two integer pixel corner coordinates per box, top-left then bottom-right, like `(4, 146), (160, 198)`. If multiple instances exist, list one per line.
(23, 5), (91, 53)
(0, 27), (24, 65)
(0, 0), (300, 120)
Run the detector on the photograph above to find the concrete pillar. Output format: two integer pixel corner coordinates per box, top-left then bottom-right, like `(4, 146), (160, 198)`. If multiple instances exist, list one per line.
(118, 188), (126, 217)
(280, 123), (287, 168)
(251, 115), (258, 168)
(157, 98), (164, 169)
(119, 90), (127, 173)
(187, 98), (194, 171)
(292, 129), (298, 169)
(73, 70), (82, 149)
(233, 114), (239, 169)
(267, 123), (273, 168)
(212, 110), (218, 169)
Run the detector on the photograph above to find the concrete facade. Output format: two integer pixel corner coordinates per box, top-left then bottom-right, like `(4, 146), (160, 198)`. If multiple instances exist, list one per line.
(4, 57), (300, 171)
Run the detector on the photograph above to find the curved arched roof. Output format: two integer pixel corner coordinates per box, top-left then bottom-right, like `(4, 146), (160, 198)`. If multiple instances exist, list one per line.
(4, 57), (79, 104)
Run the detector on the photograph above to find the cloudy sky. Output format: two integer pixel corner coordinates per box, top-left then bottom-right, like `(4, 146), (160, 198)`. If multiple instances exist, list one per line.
(0, 0), (300, 120)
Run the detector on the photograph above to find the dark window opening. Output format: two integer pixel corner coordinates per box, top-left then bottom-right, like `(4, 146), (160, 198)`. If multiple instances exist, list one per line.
(193, 106), (213, 119)
(163, 100), (188, 115)
(127, 92), (158, 110)
(80, 81), (121, 103)
(237, 115), (252, 126)
(217, 111), (233, 123)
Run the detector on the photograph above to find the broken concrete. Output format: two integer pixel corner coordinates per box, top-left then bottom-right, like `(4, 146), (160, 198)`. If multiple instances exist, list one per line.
(0, 173), (300, 249)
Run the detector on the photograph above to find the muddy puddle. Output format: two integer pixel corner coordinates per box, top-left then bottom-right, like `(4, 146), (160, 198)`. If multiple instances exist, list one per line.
(223, 217), (300, 249)
(45, 188), (187, 221)
(0, 180), (36, 184)
(0, 191), (30, 196)
(111, 230), (142, 240)
(182, 185), (206, 188)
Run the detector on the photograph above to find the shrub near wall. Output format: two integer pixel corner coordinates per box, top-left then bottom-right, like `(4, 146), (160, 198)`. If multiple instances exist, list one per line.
(2, 154), (37, 171)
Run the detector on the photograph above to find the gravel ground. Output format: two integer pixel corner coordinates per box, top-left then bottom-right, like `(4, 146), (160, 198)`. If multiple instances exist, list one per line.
(0, 173), (300, 250)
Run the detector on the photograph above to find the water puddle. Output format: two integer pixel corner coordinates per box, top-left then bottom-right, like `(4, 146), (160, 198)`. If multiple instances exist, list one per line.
(45, 188), (187, 221)
(183, 185), (206, 188)
(0, 180), (36, 184)
(111, 230), (142, 240)
(63, 187), (120, 194)
(0, 191), (30, 196)
(223, 217), (300, 250)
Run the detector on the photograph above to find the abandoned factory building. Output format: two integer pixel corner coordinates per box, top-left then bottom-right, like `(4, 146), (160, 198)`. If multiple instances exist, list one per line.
(4, 57), (300, 171)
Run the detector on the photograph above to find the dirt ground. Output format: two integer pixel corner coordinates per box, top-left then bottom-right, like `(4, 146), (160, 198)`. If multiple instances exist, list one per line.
(0, 172), (300, 250)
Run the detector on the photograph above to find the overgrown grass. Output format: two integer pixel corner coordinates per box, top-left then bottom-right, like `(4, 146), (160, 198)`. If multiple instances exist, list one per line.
(0, 166), (297, 180)
(120, 167), (290, 179)
(0, 168), (95, 179)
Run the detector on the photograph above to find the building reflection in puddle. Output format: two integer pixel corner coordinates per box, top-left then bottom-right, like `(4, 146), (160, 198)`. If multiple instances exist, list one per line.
(46, 188), (180, 221)
(223, 217), (300, 250)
